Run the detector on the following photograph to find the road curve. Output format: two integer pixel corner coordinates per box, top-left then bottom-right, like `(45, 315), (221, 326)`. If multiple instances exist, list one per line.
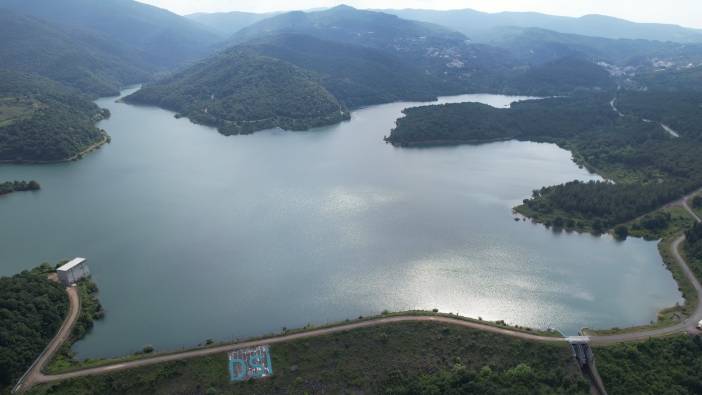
(14, 286), (80, 393)
(17, 190), (702, 389)
(589, 235), (702, 345)
(589, 191), (702, 345)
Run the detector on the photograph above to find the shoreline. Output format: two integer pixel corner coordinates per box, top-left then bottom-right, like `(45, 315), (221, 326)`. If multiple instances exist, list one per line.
(0, 131), (110, 165)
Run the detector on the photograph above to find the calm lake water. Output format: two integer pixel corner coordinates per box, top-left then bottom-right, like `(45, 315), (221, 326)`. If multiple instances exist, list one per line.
(0, 88), (682, 358)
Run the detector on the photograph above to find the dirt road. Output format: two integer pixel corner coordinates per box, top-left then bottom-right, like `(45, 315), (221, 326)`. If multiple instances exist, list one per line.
(28, 314), (563, 387)
(15, 190), (702, 390)
(13, 286), (80, 393)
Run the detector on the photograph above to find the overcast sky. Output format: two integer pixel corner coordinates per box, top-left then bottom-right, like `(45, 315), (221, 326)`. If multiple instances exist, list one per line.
(138, 0), (702, 29)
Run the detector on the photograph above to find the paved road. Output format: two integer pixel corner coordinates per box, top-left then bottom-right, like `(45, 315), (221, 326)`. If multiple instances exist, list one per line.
(14, 286), (80, 393)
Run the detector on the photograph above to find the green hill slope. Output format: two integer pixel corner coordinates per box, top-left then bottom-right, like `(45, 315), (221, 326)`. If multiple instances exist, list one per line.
(243, 34), (453, 108)
(0, 11), (152, 97)
(1, 0), (221, 70)
(232, 6), (514, 92)
(0, 71), (109, 162)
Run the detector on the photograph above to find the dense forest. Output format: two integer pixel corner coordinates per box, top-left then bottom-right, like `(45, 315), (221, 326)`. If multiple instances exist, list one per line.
(0, 11), (149, 97)
(0, 180), (40, 196)
(125, 50), (349, 135)
(597, 335), (702, 395)
(505, 57), (616, 96)
(0, 265), (68, 391)
(616, 91), (702, 138)
(384, 362), (588, 394)
(388, 92), (702, 230)
(0, 71), (109, 162)
(244, 33), (454, 108)
(685, 223), (702, 279)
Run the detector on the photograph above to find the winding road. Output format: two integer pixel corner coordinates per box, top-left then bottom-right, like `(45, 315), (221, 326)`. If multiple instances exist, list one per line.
(13, 193), (702, 392)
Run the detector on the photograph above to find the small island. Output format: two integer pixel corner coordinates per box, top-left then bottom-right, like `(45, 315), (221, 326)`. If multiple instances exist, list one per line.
(0, 180), (41, 196)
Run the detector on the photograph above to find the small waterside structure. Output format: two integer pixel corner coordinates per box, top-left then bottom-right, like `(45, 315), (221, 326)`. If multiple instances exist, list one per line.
(57, 257), (90, 286)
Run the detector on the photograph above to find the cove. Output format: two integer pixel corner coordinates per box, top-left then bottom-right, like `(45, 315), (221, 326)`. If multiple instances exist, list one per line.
(0, 88), (682, 358)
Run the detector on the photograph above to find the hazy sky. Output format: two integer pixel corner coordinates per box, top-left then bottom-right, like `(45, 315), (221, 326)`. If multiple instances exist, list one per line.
(139, 0), (702, 28)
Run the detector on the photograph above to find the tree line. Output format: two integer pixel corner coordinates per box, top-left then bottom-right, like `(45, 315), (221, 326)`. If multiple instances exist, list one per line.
(0, 180), (40, 196)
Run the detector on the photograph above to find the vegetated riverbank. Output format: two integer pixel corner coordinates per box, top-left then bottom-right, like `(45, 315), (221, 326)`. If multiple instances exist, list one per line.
(0, 71), (112, 163)
(28, 321), (587, 395)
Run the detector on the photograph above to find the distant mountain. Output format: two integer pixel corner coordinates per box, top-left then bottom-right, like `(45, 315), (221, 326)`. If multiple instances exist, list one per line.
(0, 0), (222, 69)
(186, 11), (279, 36)
(382, 9), (702, 43)
(124, 50), (349, 135)
(232, 5), (515, 92)
(232, 5), (464, 48)
(129, 5), (629, 135)
(0, 11), (152, 96)
(486, 27), (702, 69)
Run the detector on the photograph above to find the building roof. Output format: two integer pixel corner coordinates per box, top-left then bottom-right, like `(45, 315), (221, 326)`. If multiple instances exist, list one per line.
(57, 257), (86, 272)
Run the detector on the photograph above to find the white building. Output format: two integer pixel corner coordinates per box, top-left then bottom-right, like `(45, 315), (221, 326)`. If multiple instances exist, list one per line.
(57, 258), (90, 286)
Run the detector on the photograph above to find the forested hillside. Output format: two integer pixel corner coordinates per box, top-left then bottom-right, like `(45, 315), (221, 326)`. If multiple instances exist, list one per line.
(506, 57), (615, 95)
(1, 0), (221, 70)
(232, 5), (515, 93)
(0, 71), (109, 162)
(617, 91), (702, 138)
(244, 34), (453, 108)
(0, 266), (68, 392)
(685, 223), (702, 280)
(0, 11), (151, 97)
(135, 5), (629, 136)
(597, 336), (702, 395)
(633, 67), (702, 93)
(125, 50), (349, 135)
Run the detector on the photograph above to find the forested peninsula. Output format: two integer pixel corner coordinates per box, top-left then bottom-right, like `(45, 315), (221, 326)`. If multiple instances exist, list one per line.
(387, 92), (702, 232)
(0, 71), (110, 163)
(124, 50), (350, 136)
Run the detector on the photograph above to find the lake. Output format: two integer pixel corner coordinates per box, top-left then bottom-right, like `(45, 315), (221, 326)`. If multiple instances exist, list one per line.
(0, 88), (682, 358)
